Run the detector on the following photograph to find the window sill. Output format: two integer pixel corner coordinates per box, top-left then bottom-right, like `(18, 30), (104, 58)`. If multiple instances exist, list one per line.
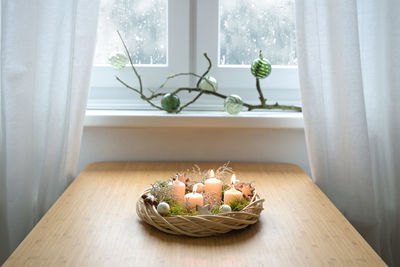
(84, 110), (304, 129)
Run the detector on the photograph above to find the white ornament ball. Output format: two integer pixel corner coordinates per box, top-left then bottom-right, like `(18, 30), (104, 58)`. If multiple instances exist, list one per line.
(219, 204), (232, 213)
(224, 94), (243, 115)
(157, 202), (170, 215)
(199, 76), (218, 92)
(108, 51), (127, 70)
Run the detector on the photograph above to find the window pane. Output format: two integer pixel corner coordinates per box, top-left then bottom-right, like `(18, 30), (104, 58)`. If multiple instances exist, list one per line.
(94, 0), (167, 65)
(219, 0), (296, 65)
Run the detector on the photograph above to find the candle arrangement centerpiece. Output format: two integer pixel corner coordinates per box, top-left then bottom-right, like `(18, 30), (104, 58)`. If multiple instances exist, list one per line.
(136, 163), (264, 237)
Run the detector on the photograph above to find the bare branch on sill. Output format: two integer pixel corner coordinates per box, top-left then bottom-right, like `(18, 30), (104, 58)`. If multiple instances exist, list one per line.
(256, 78), (267, 105)
(114, 33), (302, 113)
(117, 30), (143, 93)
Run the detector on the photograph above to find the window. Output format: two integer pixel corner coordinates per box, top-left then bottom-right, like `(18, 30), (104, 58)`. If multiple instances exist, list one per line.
(94, 0), (168, 65)
(88, 0), (300, 111)
(219, 0), (296, 66)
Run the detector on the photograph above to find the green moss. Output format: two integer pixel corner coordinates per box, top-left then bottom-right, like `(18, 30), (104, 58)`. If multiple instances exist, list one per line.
(165, 199), (249, 216)
(211, 206), (220, 215)
(228, 198), (250, 211)
(167, 204), (187, 215)
(157, 180), (168, 187)
(166, 203), (197, 216)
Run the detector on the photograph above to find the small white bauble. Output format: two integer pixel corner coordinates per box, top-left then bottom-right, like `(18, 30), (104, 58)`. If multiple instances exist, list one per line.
(219, 204), (232, 213)
(199, 76), (218, 92)
(157, 202), (170, 215)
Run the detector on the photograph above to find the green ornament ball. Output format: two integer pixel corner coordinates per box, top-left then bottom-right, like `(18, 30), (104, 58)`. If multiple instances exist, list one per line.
(224, 95), (243, 115)
(161, 93), (180, 113)
(199, 76), (218, 92)
(108, 52), (128, 70)
(251, 51), (271, 79)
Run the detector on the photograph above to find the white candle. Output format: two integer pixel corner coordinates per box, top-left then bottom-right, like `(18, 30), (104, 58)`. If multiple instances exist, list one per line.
(185, 184), (204, 209)
(204, 170), (222, 201)
(171, 179), (185, 204)
(224, 174), (243, 204)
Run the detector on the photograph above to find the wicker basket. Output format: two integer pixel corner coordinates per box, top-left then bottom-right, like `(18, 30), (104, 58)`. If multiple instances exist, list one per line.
(136, 188), (265, 237)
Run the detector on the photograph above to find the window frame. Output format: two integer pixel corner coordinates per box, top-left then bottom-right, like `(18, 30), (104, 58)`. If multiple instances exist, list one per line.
(87, 0), (301, 111)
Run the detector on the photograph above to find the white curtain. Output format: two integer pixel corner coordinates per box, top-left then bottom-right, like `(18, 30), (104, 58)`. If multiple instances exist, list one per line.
(296, 0), (400, 266)
(0, 0), (100, 263)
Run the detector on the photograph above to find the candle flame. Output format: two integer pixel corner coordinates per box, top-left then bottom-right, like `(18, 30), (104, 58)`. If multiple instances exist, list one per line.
(231, 174), (236, 184)
(193, 184), (198, 193)
(209, 169), (215, 177)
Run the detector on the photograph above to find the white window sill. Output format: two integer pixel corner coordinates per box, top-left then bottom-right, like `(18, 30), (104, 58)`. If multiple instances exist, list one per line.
(84, 110), (304, 129)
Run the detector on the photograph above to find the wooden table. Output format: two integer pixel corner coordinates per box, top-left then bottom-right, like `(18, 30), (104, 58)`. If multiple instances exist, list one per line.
(4, 162), (385, 267)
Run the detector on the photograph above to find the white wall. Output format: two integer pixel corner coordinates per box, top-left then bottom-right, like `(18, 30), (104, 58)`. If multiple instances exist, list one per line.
(77, 127), (311, 176)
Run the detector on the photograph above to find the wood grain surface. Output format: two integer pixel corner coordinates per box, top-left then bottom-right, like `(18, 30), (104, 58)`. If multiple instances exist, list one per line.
(3, 162), (386, 267)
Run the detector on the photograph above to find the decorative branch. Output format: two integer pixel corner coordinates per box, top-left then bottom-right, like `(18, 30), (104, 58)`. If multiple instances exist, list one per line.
(114, 33), (302, 114)
(117, 30), (143, 93)
(256, 78), (266, 105)
(158, 73), (202, 90)
(177, 92), (203, 112)
(116, 76), (164, 110)
(196, 53), (212, 88)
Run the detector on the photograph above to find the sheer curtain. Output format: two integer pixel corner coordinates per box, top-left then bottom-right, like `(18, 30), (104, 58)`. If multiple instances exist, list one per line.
(0, 0), (100, 263)
(296, 0), (400, 266)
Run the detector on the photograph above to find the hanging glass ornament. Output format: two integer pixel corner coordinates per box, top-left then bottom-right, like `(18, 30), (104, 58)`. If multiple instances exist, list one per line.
(251, 51), (271, 79)
(199, 76), (218, 92)
(224, 95), (243, 115)
(161, 93), (180, 113)
(108, 52), (128, 70)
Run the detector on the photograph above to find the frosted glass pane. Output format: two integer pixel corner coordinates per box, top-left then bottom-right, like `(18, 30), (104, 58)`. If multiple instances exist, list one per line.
(94, 0), (167, 65)
(219, 0), (296, 65)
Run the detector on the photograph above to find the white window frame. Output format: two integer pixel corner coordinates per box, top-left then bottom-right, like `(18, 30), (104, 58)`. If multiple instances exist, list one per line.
(87, 0), (301, 111)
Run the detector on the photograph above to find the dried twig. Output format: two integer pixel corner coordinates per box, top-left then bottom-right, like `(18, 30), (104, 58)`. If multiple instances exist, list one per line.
(115, 33), (302, 113)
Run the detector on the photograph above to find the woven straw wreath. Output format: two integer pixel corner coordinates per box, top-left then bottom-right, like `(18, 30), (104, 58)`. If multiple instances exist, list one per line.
(136, 188), (265, 237)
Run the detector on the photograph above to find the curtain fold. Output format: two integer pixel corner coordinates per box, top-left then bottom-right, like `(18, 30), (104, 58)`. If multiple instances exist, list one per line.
(296, 0), (400, 266)
(0, 0), (100, 263)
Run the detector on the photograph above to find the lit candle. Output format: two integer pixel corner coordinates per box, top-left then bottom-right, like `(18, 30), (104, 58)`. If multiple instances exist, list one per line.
(171, 179), (185, 204)
(231, 173), (239, 186)
(224, 174), (243, 204)
(204, 170), (222, 201)
(185, 184), (204, 209)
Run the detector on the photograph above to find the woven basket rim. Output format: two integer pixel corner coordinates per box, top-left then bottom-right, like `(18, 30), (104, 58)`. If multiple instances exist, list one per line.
(136, 187), (265, 236)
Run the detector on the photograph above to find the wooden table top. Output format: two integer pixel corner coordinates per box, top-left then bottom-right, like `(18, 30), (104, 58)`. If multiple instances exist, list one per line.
(4, 162), (385, 267)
